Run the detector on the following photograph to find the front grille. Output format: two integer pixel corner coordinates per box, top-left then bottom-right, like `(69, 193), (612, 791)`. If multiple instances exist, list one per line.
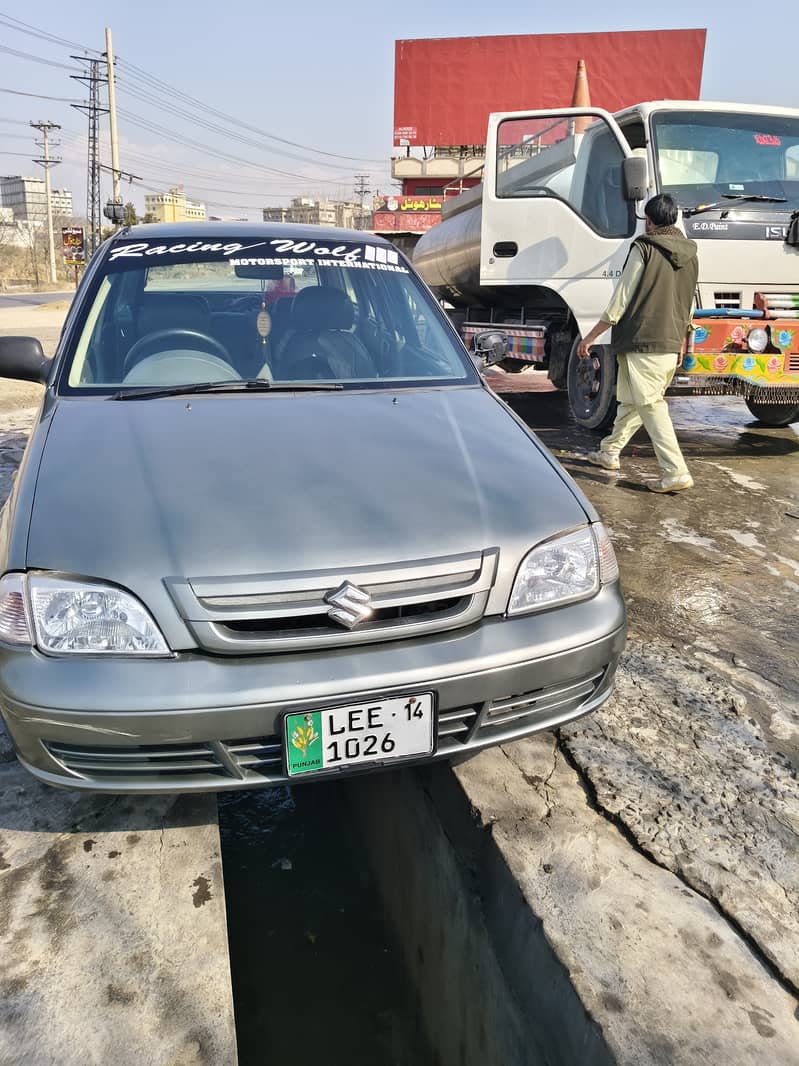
(168, 549), (498, 655)
(714, 291), (741, 309)
(437, 706), (479, 741)
(220, 596), (467, 637)
(45, 736), (283, 784)
(478, 670), (604, 740)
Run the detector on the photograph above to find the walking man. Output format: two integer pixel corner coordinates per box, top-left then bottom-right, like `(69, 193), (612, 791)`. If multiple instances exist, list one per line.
(578, 193), (698, 492)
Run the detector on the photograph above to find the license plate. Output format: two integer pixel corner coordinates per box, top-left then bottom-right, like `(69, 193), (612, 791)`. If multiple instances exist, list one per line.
(284, 692), (434, 778)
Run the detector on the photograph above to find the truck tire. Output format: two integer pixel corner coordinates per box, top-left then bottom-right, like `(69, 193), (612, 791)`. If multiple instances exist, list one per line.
(744, 398), (799, 426)
(567, 340), (618, 431)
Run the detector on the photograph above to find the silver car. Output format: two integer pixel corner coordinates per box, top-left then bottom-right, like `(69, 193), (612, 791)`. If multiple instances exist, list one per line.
(0, 223), (625, 792)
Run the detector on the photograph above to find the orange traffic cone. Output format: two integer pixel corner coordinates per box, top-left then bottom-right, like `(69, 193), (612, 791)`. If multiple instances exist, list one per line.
(571, 59), (591, 134)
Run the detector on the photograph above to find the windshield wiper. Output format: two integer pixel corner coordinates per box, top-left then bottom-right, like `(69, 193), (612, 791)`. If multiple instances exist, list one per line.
(683, 194), (787, 218)
(110, 379), (344, 400)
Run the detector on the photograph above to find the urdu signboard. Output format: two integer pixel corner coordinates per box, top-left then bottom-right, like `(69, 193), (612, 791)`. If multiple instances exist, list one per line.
(61, 226), (86, 266)
(372, 195), (443, 233)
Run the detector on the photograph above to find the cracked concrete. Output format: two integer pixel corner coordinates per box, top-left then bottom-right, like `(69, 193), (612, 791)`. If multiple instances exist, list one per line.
(474, 386), (799, 1059)
(452, 736), (799, 1063)
(561, 640), (799, 994)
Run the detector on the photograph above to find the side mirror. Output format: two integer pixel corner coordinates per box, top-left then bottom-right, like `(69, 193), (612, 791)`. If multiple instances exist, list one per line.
(622, 155), (648, 202)
(472, 329), (508, 369)
(0, 337), (51, 384)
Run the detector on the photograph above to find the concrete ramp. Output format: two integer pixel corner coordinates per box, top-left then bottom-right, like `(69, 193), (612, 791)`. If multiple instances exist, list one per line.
(0, 753), (237, 1066)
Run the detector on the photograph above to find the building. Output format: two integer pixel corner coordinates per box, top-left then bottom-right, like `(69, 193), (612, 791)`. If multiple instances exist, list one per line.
(261, 197), (366, 229)
(0, 175), (73, 223)
(144, 187), (207, 223)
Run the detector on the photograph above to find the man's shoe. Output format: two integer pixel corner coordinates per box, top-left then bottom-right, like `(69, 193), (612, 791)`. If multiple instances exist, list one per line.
(647, 474), (694, 493)
(585, 450), (620, 471)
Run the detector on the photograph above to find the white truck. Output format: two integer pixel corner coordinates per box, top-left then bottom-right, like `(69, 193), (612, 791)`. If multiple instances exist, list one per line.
(414, 101), (799, 428)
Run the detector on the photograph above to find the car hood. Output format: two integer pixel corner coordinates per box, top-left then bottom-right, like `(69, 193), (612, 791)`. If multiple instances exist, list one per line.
(27, 387), (588, 645)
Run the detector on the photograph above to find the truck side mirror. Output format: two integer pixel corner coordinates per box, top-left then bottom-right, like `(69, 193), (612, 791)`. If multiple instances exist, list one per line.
(0, 336), (51, 384)
(472, 329), (508, 369)
(622, 156), (648, 202)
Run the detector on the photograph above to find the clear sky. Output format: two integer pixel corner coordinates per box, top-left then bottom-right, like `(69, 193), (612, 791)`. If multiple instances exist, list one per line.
(1, 0), (797, 220)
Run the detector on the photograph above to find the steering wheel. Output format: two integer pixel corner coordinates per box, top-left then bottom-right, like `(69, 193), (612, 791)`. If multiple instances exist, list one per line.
(123, 329), (231, 378)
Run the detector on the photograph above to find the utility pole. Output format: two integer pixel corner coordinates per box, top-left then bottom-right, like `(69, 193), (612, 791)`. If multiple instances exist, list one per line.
(354, 174), (371, 230)
(71, 57), (107, 256)
(104, 27), (122, 207)
(31, 121), (61, 285)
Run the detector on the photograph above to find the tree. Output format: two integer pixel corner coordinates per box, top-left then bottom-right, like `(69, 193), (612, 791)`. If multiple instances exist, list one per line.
(123, 202), (138, 226)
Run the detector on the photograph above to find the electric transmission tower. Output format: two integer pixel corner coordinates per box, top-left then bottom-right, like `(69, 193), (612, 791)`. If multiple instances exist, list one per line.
(71, 57), (108, 256)
(30, 121), (61, 285)
(354, 173), (371, 230)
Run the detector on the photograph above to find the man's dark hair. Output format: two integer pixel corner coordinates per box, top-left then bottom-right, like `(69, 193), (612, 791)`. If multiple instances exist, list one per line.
(644, 194), (678, 227)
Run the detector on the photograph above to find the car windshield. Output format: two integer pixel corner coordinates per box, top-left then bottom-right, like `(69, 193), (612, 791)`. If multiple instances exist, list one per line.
(651, 110), (799, 212)
(63, 235), (477, 392)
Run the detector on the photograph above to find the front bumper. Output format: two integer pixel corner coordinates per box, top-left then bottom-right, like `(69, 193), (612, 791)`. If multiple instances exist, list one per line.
(0, 585), (625, 793)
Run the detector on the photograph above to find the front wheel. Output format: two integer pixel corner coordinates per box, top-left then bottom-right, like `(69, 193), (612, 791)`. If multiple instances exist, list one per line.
(567, 340), (618, 431)
(745, 398), (799, 427)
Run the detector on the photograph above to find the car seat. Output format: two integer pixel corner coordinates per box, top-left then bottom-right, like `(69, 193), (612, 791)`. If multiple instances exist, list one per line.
(275, 287), (376, 380)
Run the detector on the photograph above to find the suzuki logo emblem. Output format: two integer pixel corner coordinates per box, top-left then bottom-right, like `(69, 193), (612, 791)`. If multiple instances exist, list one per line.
(324, 581), (374, 630)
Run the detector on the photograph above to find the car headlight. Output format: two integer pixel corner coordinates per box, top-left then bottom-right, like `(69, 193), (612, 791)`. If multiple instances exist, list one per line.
(508, 524), (618, 615)
(747, 328), (768, 353)
(0, 572), (169, 656)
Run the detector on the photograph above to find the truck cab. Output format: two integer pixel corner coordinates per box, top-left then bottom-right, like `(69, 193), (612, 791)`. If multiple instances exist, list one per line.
(414, 101), (799, 429)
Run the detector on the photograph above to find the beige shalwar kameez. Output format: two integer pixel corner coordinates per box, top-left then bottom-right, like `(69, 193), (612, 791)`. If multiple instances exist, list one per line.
(599, 247), (690, 479)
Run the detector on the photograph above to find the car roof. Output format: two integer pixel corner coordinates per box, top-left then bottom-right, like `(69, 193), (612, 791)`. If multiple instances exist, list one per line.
(117, 220), (394, 246)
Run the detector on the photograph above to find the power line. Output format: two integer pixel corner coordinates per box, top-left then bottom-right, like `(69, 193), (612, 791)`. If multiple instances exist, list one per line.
(114, 77), (369, 173)
(0, 43), (81, 72)
(115, 107), (379, 186)
(0, 11), (384, 167)
(0, 86), (83, 103)
(116, 57), (386, 165)
(0, 11), (99, 54)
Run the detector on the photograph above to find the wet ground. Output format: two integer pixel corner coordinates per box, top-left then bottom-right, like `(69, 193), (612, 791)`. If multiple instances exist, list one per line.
(495, 374), (799, 994)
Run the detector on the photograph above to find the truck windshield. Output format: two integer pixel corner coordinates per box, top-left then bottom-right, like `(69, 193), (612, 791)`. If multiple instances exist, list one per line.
(651, 111), (799, 213)
(63, 237), (477, 393)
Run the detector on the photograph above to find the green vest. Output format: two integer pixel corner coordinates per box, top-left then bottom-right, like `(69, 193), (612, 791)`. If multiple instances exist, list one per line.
(611, 229), (699, 355)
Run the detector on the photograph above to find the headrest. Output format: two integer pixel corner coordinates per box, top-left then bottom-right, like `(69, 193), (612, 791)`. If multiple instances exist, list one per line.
(291, 286), (354, 332)
(137, 294), (209, 335)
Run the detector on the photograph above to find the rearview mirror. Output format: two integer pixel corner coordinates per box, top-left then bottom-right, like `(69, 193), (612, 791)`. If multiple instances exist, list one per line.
(472, 329), (508, 369)
(0, 336), (51, 384)
(233, 263), (284, 280)
(622, 156), (648, 202)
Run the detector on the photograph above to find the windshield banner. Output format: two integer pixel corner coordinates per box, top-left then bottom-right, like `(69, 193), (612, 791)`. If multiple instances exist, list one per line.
(105, 238), (407, 270)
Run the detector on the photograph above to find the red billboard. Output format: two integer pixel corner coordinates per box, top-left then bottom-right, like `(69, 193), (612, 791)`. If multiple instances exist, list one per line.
(394, 29), (706, 146)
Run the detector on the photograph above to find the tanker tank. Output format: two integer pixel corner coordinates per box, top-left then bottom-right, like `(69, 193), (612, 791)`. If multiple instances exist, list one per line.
(413, 187), (485, 308)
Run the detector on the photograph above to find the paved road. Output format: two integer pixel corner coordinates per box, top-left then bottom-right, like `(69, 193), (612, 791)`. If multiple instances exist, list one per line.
(0, 290), (74, 310)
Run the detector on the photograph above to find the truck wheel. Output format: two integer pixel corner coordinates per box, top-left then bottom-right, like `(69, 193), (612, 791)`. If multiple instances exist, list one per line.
(745, 398), (799, 426)
(567, 341), (618, 431)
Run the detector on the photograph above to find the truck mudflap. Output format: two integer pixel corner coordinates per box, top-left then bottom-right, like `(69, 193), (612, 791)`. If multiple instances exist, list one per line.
(680, 315), (799, 401)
